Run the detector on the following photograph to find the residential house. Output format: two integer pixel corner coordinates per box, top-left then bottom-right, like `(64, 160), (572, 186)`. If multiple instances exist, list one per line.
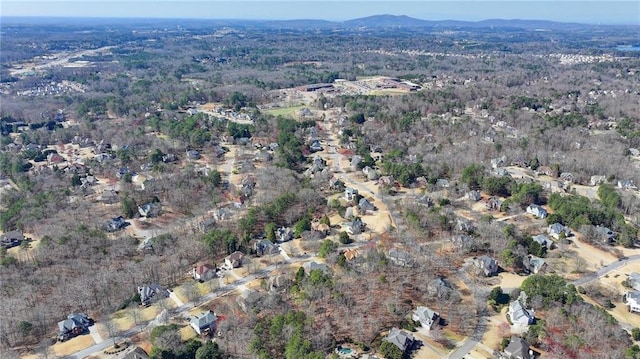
(532, 234), (554, 250)
(358, 198), (376, 213)
(466, 190), (481, 201)
(508, 299), (535, 327)
(503, 336), (532, 359)
(473, 255), (498, 276)
(412, 306), (440, 330)
(121, 346), (150, 359)
(225, 251), (245, 268)
(493, 167), (510, 177)
(213, 207), (231, 221)
(590, 175), (607, 186)
(138, 284), (167, 306)
(80, 175), (97, 188)
(347, 217), (366, 235)
(384, 327), (415, 353)
(524, 255), (548, 274)
(486, 196), (503, 211)
(526, 204), (548, 219)
(428, 277), (453, 299)
(302, 261), (329, 275)
(197, 217), (216, 234)
(138, 202), (161, 217)
(94, 152), (112, 163)
(106, 216), (126, 232)
(366, 167), (380, 181)
(311, 220), (330, 235)
(268, 274), (290, 292)
(193, 263), (216, 281)
(0, 230), (23, 249)
(254, 239), (279, 256)
(618, 179), (637, 190)
(536, 166), (554, 177)
(190, 310), (217, 335)
(626, 291), (640, 313)
(456, 218), (475, 234)
(547, 223), (571, 239)
(276, 227), (294, 243)
(491, 156), (506, 169)
(57, 313), (91, 341)
(116, 167), (131, 179)
(344, 187), (359, 201)
(237, 289), (262, 312)
(388, 248), (413, 267)
(436, 178), (450, 188)
(416, 195), (433, 207)
(511, 156), (529, 168)
(628, 273), (640, 291)
(560, 172), (574, 183)
(377, 175), (395, 187)
(161, 153), (177, 163)
(186, 150), (201, 160)
(97, 188), (119, 203)
(343, 248), (360, 261)
(329, 178), (345, 191)
(350, 155), (362, 170)
(596, 225), (616, 244)
(309, 140), (323, 152)
(451, 235), (476, 253)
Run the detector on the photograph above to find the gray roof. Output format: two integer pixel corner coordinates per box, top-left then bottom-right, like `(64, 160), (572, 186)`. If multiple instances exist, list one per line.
(190, 310), (217, 330)
(509, 300), (534, 325)
(504, 336), (531, 359)
(385, 327), (415, 352)
(122, 347), (150, 359)
(58, 313), (90, 333)
(303, 261), (328, 273)
(532, 234), (553, 248)
(412, 306), (439, 327)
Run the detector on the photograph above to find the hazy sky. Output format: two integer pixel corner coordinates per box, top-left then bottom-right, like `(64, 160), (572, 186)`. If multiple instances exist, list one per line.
(2, 1), (639, 25)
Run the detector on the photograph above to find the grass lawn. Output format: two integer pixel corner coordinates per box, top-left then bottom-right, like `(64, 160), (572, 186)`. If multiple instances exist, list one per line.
(179, 325), (197, 341)
(141, 305), (160, 321)
(173, 287), (189, 303)
(52, 335), (95, 357)
(264, 105), (306, 117)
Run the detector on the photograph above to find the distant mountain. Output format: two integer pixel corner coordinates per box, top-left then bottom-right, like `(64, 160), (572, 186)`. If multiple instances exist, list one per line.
(2, 15), (626, 31)
(342, 14), (430, 27)
(340, 14), (591, 30)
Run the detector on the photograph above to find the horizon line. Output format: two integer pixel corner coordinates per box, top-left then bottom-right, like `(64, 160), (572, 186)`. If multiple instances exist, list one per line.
(1, 14), (637, 26)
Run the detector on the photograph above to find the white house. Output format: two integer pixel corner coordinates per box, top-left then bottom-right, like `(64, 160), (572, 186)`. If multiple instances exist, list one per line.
(508, 300), (534, 327)
(627, 292), (640, 313)
(190, 310), (217, 335)
(526, 204), (547, 219)
(548, 223), (571, 239)
(412, 306), (440, 330)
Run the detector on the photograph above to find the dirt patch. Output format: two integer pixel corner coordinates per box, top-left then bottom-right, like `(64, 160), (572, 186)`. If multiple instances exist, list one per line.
(496, 272), (527, 291)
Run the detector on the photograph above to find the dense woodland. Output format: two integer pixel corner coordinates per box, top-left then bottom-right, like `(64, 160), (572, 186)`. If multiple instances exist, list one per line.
(1, 17), (640, 359)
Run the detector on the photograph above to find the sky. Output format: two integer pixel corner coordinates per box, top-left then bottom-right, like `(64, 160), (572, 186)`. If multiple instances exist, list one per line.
(1, 0), (639, 25)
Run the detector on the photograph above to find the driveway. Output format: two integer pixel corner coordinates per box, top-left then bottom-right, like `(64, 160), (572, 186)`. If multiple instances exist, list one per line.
(88, 324), (103, 344)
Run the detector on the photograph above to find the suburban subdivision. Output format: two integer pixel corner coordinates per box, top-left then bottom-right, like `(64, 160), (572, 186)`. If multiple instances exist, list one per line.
(1, 13), (640, 359)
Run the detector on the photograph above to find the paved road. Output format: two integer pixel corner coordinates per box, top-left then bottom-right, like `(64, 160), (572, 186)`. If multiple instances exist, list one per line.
(571, 254), (640, 286)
